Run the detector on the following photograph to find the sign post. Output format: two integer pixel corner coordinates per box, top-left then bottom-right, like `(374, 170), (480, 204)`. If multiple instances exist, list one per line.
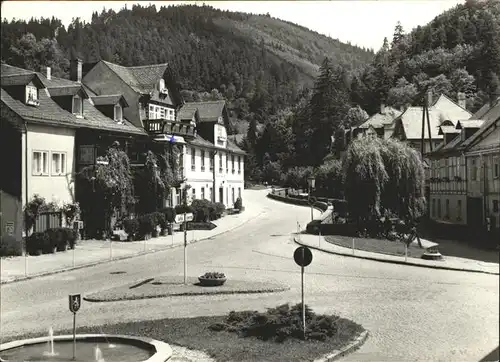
(293, 246), (313, 340)
(68, 294), (81, 360)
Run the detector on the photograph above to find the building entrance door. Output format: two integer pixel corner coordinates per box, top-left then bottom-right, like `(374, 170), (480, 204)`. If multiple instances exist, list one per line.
(219, 187), (223, 204)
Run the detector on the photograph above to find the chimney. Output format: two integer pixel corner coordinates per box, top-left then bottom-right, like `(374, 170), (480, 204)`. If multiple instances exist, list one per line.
(380, 103), (386, 114)
(426, 90), (433, 107)
(70, 58), (82, 83)
(457, 92), (466, 109)
(44, 66), (51, 80)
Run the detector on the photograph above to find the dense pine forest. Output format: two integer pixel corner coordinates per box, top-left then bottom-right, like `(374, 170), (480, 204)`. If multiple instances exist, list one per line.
(2, 0), (499, 184)
(0, 4), (373, 134)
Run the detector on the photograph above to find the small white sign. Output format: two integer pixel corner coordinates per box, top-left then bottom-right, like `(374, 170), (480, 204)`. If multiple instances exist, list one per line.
(175, 213), (194, 223)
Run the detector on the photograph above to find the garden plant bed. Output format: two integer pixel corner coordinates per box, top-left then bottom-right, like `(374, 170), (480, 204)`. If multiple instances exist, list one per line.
(83, 276), (289, 302)
(4, 309), (365, 361)
(324, 235), (427, 258)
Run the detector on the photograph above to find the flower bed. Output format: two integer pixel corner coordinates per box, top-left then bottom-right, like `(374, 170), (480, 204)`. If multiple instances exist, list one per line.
(198, 272), (226, 286)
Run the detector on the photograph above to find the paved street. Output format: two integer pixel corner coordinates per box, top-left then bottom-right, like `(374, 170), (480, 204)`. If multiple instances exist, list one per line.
(1, 189), (498, 362)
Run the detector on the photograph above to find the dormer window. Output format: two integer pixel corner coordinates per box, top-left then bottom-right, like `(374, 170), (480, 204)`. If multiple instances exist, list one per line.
(72, 95), (83, 117)
(25, 86), (39, 106)
(114, 104), (123, 122)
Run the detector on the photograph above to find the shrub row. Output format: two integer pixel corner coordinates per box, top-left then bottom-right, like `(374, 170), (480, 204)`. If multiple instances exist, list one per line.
(190, 199), (226, 222)
(26, 227), (77, 255)
(122, 208), (177, 240)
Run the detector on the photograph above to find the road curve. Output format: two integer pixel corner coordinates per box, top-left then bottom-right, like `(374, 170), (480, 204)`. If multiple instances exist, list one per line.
(1, 190), (498, 362)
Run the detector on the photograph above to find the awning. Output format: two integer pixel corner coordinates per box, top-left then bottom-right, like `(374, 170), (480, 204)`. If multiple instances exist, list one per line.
(153, 134), (186, 144)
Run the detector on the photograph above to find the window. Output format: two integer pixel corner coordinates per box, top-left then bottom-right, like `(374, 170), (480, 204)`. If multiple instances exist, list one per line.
(114, 105), (122, 121)
(209, 187), (213, 201)
(437, 199), (441, 218)
(192, 188), (196, 200)
(191, 148), (196, 171)
(238, 156), (241, 174)
(201, 187), (205, 200)
(231, 155), (235, 173)
(32, 151), (48, 175)
(226, 153), (229, 173)
(238, 187), (241, 199)
(432, 198), (436, 217)
(201, 150), (205, 171)
(232, 188), (235, 204)
(471, 159), (477, 181)
(445, 199), (450, 219)
(494, 158), (499, 179)
(457, 200), (462, 221)
(72, 96), (83, 116)
(25, 85), (38, 104)
(209, 154), (214, 172)
(51, 152), (66, 175)
(219, 153), (223, 173)
(456, 157), (461, 178)
(160, 107), (166, 119)
(176, 189), (181, 206)
(493, 200), (499, 213)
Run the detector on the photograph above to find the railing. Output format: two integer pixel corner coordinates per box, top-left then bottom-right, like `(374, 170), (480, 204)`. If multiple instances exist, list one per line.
(144, 119), (196, 137)
(34, 211), (63, 233)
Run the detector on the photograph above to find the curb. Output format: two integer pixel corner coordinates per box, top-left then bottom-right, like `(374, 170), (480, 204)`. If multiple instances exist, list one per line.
(294, 238), (499, 276)
(315, 330), (369, 362)
(1, 211), (265, 285)
(83, 285), (290, 302)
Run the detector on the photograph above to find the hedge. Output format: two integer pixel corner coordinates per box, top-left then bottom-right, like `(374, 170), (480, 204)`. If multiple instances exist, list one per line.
(26, 227), (77, 255)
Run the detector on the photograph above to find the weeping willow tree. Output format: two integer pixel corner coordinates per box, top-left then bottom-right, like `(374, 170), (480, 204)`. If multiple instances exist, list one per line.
(342, 137), (425, 225)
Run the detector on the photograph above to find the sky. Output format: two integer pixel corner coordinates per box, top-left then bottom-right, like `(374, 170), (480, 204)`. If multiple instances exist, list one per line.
(1, 0), (465, 51)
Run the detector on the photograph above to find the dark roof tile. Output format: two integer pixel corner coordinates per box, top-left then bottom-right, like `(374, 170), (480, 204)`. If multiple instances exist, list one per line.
(180, 101), (226, 123)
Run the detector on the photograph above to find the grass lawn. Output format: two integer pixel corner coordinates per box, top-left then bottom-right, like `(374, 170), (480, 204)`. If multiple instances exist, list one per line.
(4, 316), (364, 362)
(324, 235), (427, 259)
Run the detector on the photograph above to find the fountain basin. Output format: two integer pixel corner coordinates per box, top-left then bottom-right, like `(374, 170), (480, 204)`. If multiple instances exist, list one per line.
(0, 334), (172, 362)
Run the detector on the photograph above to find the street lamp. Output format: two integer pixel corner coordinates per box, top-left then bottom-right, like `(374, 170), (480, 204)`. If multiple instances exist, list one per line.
(307, 176), (316, 222)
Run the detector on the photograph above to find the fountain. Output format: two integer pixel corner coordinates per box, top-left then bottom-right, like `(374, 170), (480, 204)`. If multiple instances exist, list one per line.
(94, 344), (104, 362)
(0, 331), (173, 362)
(42, 327), (58, 357)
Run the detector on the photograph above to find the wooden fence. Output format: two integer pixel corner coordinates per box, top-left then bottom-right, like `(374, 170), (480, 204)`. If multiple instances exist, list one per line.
(34, 211), (63, 233)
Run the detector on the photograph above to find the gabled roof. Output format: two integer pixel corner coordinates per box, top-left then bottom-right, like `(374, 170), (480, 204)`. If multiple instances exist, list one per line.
(91, 95), (128, 107)
(438, 125), (460, 135)
(358, 107), (401, 129)
(461, 98), (500, 149)
(177, 106), (199, 121)
(47, 85), (86, 97)
(456, 119), (484, 129)
(393, 94), (472, 140)
(0, 73), (44, 87)
(180, 101), (227, 123)
(102, 60), (169, 94)
(1, 63), (33, 76)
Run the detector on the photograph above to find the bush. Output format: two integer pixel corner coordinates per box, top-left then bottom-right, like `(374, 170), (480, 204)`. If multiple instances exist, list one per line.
(209, 303), (341, 343)
(153, 212), (167, 229)
(123, 218), (140, 239)
(139, 214), (156, 237)
(191, 199), (212, 222)
(234, 197), (243, 210)
(26, 232), (50, 255)
(212, 202), (226, 220)
(44, 228), (77, 251)
(175, 204), (193, 215)
(160, 207), (176, 223)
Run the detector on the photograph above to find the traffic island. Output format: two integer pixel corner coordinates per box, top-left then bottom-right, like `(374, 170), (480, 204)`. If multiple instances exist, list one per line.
(6, 305), (366, 362)
(83, 276), (289, 302)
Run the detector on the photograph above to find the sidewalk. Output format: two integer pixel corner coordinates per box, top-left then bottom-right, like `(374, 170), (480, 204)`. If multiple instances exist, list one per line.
(295, 233), (500, 275)
(1, 205), (264, 284)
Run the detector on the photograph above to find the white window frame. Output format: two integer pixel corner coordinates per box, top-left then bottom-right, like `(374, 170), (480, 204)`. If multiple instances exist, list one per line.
(201, 150), (205, 171)
(114, 104), (123, 121)
(25, 85), (38, 103)
(72, 95), (83, 117)
(32, 150), (49, 176)
(51, 151), (67, 176)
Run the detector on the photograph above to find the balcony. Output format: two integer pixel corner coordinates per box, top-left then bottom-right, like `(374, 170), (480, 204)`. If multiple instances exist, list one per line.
(144, 119), (196, 138)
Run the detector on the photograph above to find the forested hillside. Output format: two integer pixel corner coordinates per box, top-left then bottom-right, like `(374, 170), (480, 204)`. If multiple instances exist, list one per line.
(0, 4), (373, 134)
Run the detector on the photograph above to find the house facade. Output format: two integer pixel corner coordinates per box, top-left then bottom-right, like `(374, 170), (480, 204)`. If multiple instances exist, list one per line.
(463, 98), (500, 232)
(353, 104), (402, 140)
(1, 62), (148, 250)
(392, 93), (472, 154)
(427, 96), (500, 236)
(82, 61), (245, 209)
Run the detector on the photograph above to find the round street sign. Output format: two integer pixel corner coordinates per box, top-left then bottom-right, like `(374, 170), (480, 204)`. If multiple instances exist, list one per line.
(294, 246), (313, 267)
